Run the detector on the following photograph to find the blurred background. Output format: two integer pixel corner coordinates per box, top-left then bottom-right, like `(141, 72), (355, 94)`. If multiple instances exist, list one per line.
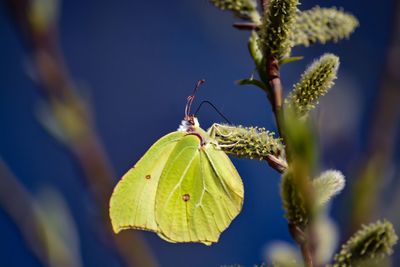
(0, 0), (399, 266)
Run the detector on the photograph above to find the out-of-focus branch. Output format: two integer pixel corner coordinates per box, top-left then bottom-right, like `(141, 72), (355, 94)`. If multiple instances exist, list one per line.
(0, 160), (51, 266)
(0, 160), (82, 267)
(6, 1), (158, 267)
(348, 0), (400, 234)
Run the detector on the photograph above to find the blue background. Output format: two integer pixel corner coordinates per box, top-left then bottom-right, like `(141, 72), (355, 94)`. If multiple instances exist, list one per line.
(0, 0), (397, 266)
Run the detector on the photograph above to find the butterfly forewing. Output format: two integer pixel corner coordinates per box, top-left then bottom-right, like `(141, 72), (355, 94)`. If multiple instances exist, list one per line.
(109, 131), (185, 234)
(154, 135), (201, 242)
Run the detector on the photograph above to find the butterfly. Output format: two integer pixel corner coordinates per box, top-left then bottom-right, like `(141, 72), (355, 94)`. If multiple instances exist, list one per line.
(109, 80), (244, 245)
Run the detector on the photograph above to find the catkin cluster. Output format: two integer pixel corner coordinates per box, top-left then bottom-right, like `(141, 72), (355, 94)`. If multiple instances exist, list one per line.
(208, 123), (283, 161)
(285, 53), (339, 117)
(281, 171), (309, 228)
(292, 7), (359, 47)
(209, 0), (257, 20)
(258, 0), (299, 60)
(333, 220), (398, 267)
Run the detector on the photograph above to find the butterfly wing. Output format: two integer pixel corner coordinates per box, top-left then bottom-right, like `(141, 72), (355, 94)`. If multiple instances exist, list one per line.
(109, 131), (185, 234)
(155, 134), (244, 245)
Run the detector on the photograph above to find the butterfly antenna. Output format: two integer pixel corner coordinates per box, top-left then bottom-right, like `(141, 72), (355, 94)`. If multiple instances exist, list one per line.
(185, 79), (205, 119)
(194, 100), (232, 124)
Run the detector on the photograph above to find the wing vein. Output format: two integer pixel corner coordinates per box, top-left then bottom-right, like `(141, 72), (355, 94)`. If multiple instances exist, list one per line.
(204, 149), (235, 201)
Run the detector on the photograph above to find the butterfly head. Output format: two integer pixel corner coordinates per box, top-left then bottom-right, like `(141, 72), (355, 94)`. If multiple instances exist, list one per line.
(186, 115), (200, 127)
(178, 115), (200, 132)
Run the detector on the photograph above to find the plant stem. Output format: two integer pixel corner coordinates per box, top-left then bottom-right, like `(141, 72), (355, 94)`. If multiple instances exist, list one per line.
(264, 48), (314, 267)
(233, 22), (260, 30)
(288, 223), (314, 267)
(300, 243), (314, 267)
(266, 55), (285, 142)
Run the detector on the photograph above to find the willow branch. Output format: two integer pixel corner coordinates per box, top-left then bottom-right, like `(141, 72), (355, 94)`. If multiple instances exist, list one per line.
(265, 55), (285, 141)
(263, 53), (313, 266)
(288, 223), (314, 267)
(233, 22), (259, 30)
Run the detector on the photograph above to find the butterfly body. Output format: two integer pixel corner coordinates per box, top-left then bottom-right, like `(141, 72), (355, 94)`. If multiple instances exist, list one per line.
(109, 117), (244, 245)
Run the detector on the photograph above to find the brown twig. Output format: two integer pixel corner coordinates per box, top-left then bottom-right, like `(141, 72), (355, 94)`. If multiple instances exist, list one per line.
(233, 22), (260, 31)
(289, 223), (314, 267)
(6, 1), (158, 267)
(265, 55), (286, 142)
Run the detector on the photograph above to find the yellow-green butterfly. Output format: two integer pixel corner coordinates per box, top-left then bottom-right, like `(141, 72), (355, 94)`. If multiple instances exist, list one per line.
(109, 80), (244, 245)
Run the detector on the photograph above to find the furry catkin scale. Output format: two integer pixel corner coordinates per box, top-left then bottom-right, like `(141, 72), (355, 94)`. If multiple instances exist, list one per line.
(209, 0), (258, 20)
(332, 220), (398, 267)
(285, 53), (339, 117)
(280, 171), (309, 228)
(208, 123), (283, 161)
(313, 170), (345, 207)
(258, 0), (299, 60)
(292, 7), (359, 47)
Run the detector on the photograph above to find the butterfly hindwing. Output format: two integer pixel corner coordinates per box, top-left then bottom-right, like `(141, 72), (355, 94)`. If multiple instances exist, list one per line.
(155, 134), (244, 245)
(203, 145), (244, 221)
(109, 131), (185, 234)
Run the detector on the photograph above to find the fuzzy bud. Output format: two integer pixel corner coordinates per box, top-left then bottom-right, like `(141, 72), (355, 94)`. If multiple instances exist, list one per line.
(29, 0), (60, 34)
(292, 7), (359, 47)
(258, 0), (299, 60)
(208, 123), (284, 161)
(313, 170), (345, 207)
(285, 53), (339, 117)
(281, 171), (310, 228)
(209, 0), (258, 20)
(333, 220), (398, 267)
